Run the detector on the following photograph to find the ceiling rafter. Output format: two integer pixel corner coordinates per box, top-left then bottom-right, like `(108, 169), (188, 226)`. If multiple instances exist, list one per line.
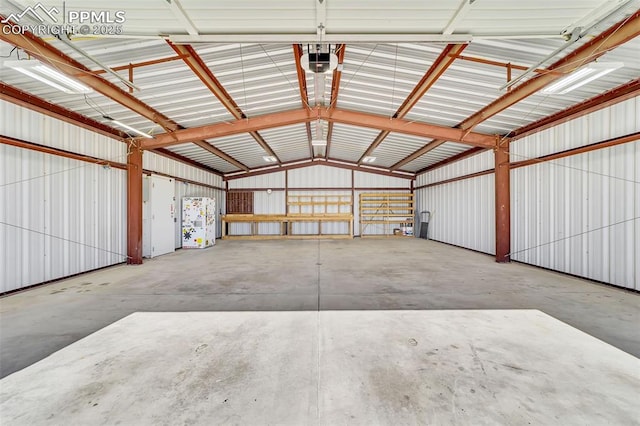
(397, 11), (640, 172)
(458, 9), (640, 133)
(390, 140), (446, 170)
(90, 54), (188, 75)
(224, 158), (414, 181)
(292, 44), (314, 159)
(0, 23), (245, 172)
(168, 42), (280, 165)
(325, 43), (346, 159)
(357, 43), (467, 164)
(442, 0), (476, 35)
(0, 21), (179, 132)
(141, 107), (497, 150)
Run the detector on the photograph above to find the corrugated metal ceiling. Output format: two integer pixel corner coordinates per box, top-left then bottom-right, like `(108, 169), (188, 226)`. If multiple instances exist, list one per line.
(1, 0), (638, 175)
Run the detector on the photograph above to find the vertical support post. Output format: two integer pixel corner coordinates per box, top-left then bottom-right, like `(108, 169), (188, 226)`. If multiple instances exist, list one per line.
(128, 64), (134, 94)
(494, 138), (511, 263)
(506, 63), (512, 92)
(285, 170), (289, 215)
(127, 141), (143, 264)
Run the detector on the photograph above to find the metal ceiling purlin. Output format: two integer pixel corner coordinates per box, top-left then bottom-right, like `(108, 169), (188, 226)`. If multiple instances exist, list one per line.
(358, 43), (467, 164)
(458, 10), (640, 133)
(292, 44), (314, 158)
(90, 55), (188, 75)
(0, 22), (179, 133)
(142, 107), (497, 150)
(193, 141), (249, 171)
(169, 42), (280, 164)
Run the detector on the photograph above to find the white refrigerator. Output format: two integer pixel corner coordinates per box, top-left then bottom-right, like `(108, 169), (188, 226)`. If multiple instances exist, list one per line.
(182, 197), (216, 248)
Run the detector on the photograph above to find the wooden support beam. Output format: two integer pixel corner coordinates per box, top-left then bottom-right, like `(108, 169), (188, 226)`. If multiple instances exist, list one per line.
(494, 140), (510, 263)
(127, 143), (144, 264)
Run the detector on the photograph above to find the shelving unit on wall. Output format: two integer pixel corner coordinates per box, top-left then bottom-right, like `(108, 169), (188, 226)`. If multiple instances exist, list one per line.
(222, 195), (354, 239)
(287, 194), (352, 216)
(359, 193), (414, 237)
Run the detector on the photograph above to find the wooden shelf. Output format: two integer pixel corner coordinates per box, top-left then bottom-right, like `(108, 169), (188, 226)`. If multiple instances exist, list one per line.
(287, 195), (352, 216)
(359, 192), (414, 237)
(222, 213), (353, 239)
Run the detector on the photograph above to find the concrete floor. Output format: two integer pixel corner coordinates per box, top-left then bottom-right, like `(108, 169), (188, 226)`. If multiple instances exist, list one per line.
(1, 238), (639, 380)
(2, 310), (639, 425)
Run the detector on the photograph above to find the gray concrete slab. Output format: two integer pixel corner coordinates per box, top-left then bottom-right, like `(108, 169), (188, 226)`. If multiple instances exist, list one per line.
(1, 239), (639, 380)
(1, 310), (638, 425)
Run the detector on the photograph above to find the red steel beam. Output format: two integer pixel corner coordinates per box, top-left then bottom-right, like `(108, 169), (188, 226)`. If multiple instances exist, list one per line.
(0, 22), (180, 132)
(325, 44), (346, 159)
(293, 44), (314, 158)
(142, 107), (497, 150)
(0, 135), (127, 169)
(322, 108), (496, 148)
(358, 43), (467, 163)
(458, 10), (640, 133)
(224, 158), (414, 181)
(494, 141), (511, 263)
(0, 82), (126, 140)
(169, 42), (280, 162)
(91, 55), (188, 75)
(127, 143), (144, 264)
(390, 139), (446, 170)
(510, 78), (640, 138)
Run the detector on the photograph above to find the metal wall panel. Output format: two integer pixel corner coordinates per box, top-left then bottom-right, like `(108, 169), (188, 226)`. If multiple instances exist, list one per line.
(353, 171), (410, 189)
(1, 144), (126, 292)
(0, 100), (125, 161)
(417, 149), (494, 185)
(512, 143), (639, 289)
(415, 174), (495, 254)
(228, 171), (285, 189)
(288, 165), (352, 188)
(143, 151), (223, 188)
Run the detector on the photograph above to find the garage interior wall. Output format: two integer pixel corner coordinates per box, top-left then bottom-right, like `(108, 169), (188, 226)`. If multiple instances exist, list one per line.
(415, 97), (640, 290)
(227, 165), (411, 236)
(0, 100), (224, 292)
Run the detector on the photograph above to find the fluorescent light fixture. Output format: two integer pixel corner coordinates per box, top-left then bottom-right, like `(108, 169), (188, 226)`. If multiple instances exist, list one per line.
(362, 156), (377, 163)
(103, 116), (154, 139)
(311, 139), (327, 146)
(542, 62), (623, 95)
(4, 60), (92, 94)
(263, 155), (277, 163)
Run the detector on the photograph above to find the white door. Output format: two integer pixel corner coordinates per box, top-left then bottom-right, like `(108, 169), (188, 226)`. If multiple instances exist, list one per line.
(146, 175), (176, 258)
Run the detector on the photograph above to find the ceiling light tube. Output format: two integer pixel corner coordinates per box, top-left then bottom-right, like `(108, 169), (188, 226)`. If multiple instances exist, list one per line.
(103, 116), (154, 139)
(4, 60), (92, 94)
(362, 156), (377, 163)
(311, 139), (327, 146)
(542, 62), (623, 94)
(263, 155), (277, 163)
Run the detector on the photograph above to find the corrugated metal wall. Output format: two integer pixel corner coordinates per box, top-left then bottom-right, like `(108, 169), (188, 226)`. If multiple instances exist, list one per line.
(511, 97), (639, 290)
(415, 150), (495, 253)
(226, 165), (411, 236)
(1, 101), (224, 291)
(415, 97), (639, 290)
(0, 144), (127, 292)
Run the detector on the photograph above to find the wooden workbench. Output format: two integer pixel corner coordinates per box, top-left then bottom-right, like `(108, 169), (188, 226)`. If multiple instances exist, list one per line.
(221, 214), (354, 239)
